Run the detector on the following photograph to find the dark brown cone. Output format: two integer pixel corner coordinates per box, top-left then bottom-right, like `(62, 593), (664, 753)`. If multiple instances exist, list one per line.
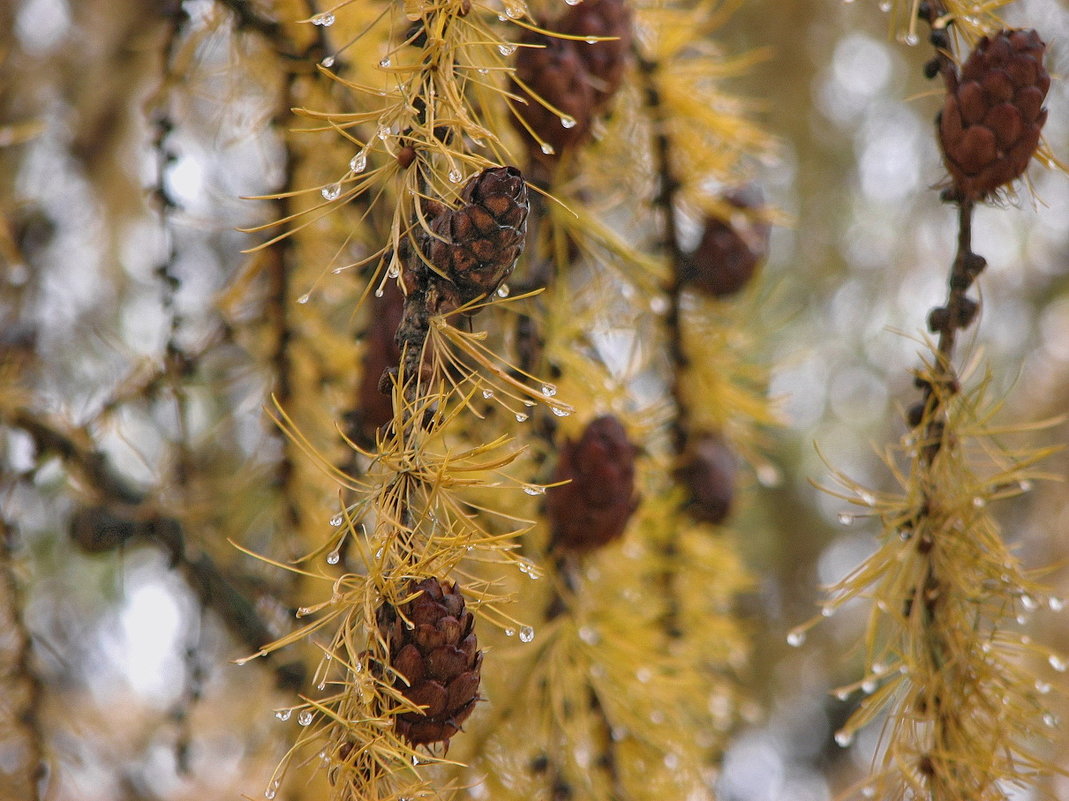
(938, 29), (1049, 199)
(377, 578), (482, 747)
(350, 283), (404, 445)
(512, 30), (596, 159)
(556, 0), (633, 109)
(675, 433), (736, 525)
(679, 185), (770, 298)
(547, 416), (639, 554)
(423, 166), (529, 305)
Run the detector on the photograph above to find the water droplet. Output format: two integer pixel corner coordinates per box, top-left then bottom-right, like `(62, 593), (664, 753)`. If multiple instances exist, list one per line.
(611, 725), (626, 741)
(821, 605), (835, 618)
(350, 152), (367, 173)
(786, 628), (806, 647)
(496, 283), (510, 297)
(560, 115), (577, 129)
(481, 389), (494, 399)
(331, 267), (345, 274)
(650, 709), (665, 724)
(972, 496), (986, 508)
(862, 787), (876, 799)
(1050, 655), (1067, 672)
(981, 641), (992, 653)
(317, 680), (326, 690)
(579, 626), (600, 645)
(322, 182), (342, 201)
(388, 263), (400, 278)
(297, 293), (311, 305)
(515, 412), (528, 422)
(756, 463), (781, 487)
(649, 295), (668, 314)
(448, 168), (463, 183)
(636, 667), (653, 683)
(1022, 595), (1039, 611)
(1050, 597), (1065, 612)
(904, 32), (919, 45)
(540, 142), (555, 155)
(551, 406), (570, 417)
(565, 0), (581, 5)
(540, 384), (557, 397)
(497, 43), (517, 56)
(585, 37), (598, 44)
(878, 0), (891, 10)
(1036, 680), (1052, 694)
(275, 709), (292, 721)
(836, 512), (854, 526)
(379, 57), (391, 68)
(1044, 713), (1058, 728)
(377, 125), (390, 140)
(321, 55), (335, 67)
(859, 491), (875, 506)
(519, 625), (535, 643)
(505, 6), (521, 18)
(326, 550), (340, 565)
(663, 752), (679, 770)
(330, 514), (343, 526)
(374, 287), (384, 297)
(312, 11), (335, 26)
(523, 485), (545, 496)
(861, 679), (876, 694)
(265, 781), (280, 800)
(523, 399), (535, 406)
(834, 730), (853, 747)
(834, 689), (850, 701)
(298, 709), (314, 726)
(1019, 479), (1033, 492)
(297, 607), (312, 617)
(504, 627), (516, 637)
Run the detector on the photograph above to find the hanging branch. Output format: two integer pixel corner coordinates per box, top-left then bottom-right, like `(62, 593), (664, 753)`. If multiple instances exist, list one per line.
(1, 407), (305, 691)
(804, 5), (1064, 800)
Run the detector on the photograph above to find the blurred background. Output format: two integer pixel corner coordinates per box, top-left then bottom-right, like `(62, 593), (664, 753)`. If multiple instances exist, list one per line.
(1, 0), (1069, 799)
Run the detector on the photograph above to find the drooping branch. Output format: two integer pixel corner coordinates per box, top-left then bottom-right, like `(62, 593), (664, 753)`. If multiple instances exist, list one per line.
(2, 407), (305, 691)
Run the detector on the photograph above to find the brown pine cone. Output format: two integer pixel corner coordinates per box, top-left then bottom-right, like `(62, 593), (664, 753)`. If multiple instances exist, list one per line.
(547, 416), (639, 554)
(556, 0), (632, 110)
(512, 30), (596, 159)
(377, 578), (482, 747)
(679, 185), (770, 298)
(350, 283), (404, 444)
(424, 166), (529, 305)
(938, 29), (1049, 199)
(675, 433), (736, 525)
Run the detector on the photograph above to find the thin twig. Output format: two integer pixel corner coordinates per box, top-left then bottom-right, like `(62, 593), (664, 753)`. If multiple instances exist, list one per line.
(0, 518), (45, 801)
